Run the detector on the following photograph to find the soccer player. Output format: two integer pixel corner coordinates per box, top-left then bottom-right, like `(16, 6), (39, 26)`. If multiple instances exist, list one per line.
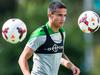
(18, 1), (80, 75)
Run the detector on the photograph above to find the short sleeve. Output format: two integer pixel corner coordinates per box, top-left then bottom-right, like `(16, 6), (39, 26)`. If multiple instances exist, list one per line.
(26, 36), (46, 51)
(26, 27), (46, 51)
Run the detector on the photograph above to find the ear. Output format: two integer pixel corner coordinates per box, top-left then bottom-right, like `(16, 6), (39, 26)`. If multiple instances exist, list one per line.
(48, 13), (50, 17)
(48, 12), (53, 19)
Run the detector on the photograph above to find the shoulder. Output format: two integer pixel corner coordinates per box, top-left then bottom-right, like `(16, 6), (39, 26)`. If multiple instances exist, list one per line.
(60, 27), (66, 39)
(59, 27), (65, 36)
(27, 25), (46, 43)
(30, 26), (46, 38)
(26, 26), (46, 50)
(60, 27), (65, 33)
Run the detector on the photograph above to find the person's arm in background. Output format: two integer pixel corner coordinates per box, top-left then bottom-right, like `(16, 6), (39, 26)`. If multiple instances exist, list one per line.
(61, 49), (80, 75)
(18, 46), (33, 75)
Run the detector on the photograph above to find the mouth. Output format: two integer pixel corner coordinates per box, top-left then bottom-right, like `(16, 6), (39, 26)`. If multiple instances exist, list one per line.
(59, 22), (64, 25)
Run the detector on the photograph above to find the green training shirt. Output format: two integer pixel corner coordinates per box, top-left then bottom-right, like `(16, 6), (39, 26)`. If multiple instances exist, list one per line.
(26, 22), (65, 75)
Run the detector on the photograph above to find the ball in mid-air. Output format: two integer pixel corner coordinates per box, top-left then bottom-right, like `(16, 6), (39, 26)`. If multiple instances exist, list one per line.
(2, 18), (27, 44)
(78, 11), (100, 33)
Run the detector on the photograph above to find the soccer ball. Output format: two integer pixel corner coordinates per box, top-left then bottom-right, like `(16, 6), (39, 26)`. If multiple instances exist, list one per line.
(78, 11), (100, 33)
(2, 18), (27, 44)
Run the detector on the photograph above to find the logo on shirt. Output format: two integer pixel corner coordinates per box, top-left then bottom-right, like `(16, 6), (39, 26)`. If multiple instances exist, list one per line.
(44, 44), (63, 52)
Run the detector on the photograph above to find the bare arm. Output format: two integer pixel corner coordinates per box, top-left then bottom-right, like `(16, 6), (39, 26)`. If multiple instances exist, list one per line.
(18, 46), (33, 75)
(61, 49), (74, 69)
(61, 49), (80, 75)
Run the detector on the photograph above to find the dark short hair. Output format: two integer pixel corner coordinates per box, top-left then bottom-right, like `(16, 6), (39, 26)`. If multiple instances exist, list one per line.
(48, 1), (66, 13)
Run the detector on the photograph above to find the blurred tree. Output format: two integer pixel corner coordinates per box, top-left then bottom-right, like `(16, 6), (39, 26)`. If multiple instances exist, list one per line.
(0, 0), (17, 14)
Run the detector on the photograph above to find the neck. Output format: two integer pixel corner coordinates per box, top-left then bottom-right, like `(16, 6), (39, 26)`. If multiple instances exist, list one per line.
(49, 22), (60, 32)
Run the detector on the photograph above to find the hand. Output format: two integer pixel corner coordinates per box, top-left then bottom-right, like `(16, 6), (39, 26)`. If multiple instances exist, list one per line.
(72, 66), (80, 75)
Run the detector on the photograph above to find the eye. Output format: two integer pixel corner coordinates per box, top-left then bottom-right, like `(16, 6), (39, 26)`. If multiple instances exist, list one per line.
(57, 14), (66, 18)
(64, 14), (67, 17)
(58, 14), (63, 16)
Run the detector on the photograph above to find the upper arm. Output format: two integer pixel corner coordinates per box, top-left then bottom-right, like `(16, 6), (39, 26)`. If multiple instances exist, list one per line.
(19, 46), (33, 61)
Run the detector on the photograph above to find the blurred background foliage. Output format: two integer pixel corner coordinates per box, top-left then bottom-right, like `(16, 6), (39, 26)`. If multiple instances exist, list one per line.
(0, 0), (100, 75)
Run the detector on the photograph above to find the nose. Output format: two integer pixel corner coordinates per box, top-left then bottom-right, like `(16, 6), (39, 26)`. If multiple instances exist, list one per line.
(61, 16), (66, 22)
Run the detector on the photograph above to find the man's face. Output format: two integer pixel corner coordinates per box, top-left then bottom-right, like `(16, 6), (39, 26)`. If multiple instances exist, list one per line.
(50, 8), (67, 28)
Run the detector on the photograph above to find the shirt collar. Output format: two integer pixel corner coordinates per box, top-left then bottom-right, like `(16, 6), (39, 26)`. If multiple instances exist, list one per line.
(46, 21), (59, 34)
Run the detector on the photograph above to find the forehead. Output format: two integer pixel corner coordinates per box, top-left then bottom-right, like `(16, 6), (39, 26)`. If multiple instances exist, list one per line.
(55, 8), (67, 14)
